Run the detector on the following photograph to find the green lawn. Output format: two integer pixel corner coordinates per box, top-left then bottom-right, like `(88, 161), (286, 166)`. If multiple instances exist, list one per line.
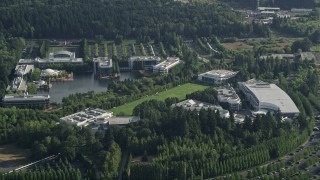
(111, 83), (208, 115)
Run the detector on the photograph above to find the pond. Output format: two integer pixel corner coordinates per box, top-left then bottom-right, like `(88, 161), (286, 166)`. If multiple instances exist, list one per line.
(48, 72), (139, 103)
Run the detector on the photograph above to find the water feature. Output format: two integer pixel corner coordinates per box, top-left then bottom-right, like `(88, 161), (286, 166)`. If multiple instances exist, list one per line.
(49, 72), (139, 103)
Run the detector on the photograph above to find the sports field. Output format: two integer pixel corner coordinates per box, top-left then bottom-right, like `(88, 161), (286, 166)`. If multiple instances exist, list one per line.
(111, 83), (208, 115)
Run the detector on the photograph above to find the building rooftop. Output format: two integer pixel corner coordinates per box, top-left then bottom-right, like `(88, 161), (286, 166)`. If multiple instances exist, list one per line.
(299, 52), (316, 61)
(3, 94), (50, 102)
(60, 108), (113, 127)
(6, 77), (26, 92)
(108, 116), (140, 125)
(36, 57), (83, 64)
(93, 57), (112, 68)
(216, 86), (241, 104)
(15, 65), (34, 76)
(260, 54), (295, 60)
(171, 99), (230, 118)
(199, 70), (238, 79)
(18, 59), (35, 65)
(49, 51), (76, 59)
(40, 69), (61, 77)
(239, 79), (299, 114)
(153, 57), (181, 71)
(129, 56), (161, 61)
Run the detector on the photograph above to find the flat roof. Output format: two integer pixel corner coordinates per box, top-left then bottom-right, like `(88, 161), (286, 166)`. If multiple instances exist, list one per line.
(153, 57), (181, 70)
(60, 108), (113, 127)
(199, 70), (238, 79)
(129, 56), (161, 61)
(240, 79), (299, 114)
(93, 57), (112, 68)
(216, 86), (241, 104)
(3, 94), (50, 102)
(108, 116), (140, 125)
(171, 99), (230, 118)
(15, 65), (34, 76)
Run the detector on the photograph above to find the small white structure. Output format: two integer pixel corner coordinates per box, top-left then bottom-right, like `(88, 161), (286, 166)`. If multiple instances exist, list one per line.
(216, 86), (242, 111)
(40, 69), (61, 77)
(198, 70), (238, 84)
(238, 79), (299, 116)
(153, 57), (181, 74)
(258, 7), (280, 12)
(171, 99), (230, 118)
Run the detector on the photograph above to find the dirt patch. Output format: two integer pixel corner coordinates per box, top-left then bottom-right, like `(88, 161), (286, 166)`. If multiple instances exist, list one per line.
(222, 41), (253, 51)
(0, 144), (30, 171)
(131, 155), (156, 164)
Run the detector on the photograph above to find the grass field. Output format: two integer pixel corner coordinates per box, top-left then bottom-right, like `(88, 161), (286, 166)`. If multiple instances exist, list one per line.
(111, 83), (208, 115)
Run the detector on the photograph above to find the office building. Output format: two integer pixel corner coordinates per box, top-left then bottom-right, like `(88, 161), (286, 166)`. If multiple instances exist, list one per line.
(93, 57), (113, 77)
(15, 65), (34, 76)
(198, 70), (238, 84)
(171, 99), (230, 118)
(238, 79), (299, 116)
(153, 57), (181, 74)
(128, 56), (161, 69)
(3, 94), (50, 108)
(216, 86), (241, 111)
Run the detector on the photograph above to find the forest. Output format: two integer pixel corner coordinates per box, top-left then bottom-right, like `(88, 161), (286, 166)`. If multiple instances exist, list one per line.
(0, 0), (267, 39)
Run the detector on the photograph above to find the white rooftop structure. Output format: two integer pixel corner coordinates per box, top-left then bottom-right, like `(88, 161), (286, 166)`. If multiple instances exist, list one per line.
(260, 54), (295, 60)
(40, 69), (61, 77)
(238, 79), (299, 116)
(60, 108), (113, 127)
(18, 59), (36, 65)
(15, 65), (34, 76)
(216, 86), (241, 111)
(258, 7), (280, 11)
(153, 57), (181, 74)
(93, 57), (112, 68)
(6, 77), (27, 92)
(198, 70), (238, 84)
(171, 99), (230, 118)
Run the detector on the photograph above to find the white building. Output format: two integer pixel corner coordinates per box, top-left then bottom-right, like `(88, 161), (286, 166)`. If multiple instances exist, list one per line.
(6, 77), (27, 92)
(171, 99), (230, 118)
(258, 7), (280, 12)
(153, 57), (181, 74)
(37, 51), (83, 64)
(128, 56), (161, 69)
(238, 79), (299, 116)
(260, 54), (295, 61)
(15, 65), (34, 76)
(60, 108), (113, 127)
(215, 86), (241, 111)
(3, 94), (50, 108)
(198, 70), (238, 84)
(40, 69), (62, 77)
(93, 57), (113, 77)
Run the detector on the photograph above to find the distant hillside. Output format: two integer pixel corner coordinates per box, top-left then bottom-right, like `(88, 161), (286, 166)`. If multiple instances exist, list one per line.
(0, 0), (252, 39)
